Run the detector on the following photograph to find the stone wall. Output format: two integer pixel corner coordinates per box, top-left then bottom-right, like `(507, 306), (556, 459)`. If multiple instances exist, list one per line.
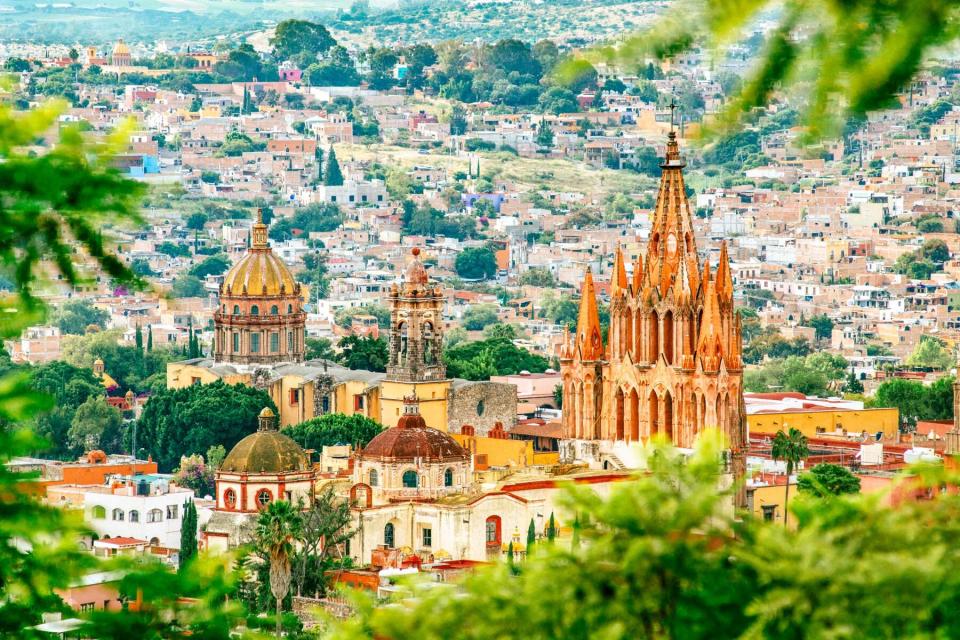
(448, 381), (517, 435)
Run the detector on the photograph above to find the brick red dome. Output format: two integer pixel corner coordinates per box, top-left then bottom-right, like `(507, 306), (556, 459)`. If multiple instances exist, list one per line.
(359, 422), (469, 463)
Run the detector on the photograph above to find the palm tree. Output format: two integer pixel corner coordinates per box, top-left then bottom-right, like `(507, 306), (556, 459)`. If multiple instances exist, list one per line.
(255, 500), (302, 639)
(771, 428), (809, 528)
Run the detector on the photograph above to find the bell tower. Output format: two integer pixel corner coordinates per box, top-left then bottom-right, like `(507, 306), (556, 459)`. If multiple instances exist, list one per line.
(386, 247), (446, 382)
(379, 248), (452, 431)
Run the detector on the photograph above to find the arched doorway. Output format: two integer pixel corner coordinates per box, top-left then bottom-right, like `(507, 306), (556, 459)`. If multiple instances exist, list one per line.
(663, 390), (674, 442)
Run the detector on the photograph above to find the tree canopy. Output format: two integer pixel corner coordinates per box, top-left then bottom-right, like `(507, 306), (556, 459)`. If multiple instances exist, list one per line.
(445, 337), (549, 380)
(134, 380), (275, 471)
(284, 412), (384, 452)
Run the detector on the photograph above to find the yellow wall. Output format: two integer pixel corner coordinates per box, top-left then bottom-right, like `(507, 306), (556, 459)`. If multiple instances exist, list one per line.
(268, 375), (315, 427)
(452, 434), (534, 468)
(749, 483), (796, 528)
(379, 380), (451, 430)
(166, 362), (249, 389)
(533, 452), (561, 466)
(748, 408), (899, 440)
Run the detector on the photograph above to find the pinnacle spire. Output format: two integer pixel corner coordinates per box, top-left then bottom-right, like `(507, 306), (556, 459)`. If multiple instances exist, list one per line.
(632, 253), (644, 293)
(715, 241), (733, 303)
(612, 245), (628, 296)
(576, 267), (604, 361)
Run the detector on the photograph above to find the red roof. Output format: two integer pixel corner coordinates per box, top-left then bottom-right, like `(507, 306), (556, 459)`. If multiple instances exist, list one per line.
(96, 536), (147, 547)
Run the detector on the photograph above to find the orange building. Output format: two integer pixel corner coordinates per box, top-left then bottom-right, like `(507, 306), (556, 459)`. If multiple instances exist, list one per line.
(560, 130), (746, 497)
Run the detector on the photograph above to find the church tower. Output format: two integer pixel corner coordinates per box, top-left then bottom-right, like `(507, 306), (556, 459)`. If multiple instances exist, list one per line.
(560, 131), (745, 491)
(213, 209), (306, 365)
(379, 248), (452, 430)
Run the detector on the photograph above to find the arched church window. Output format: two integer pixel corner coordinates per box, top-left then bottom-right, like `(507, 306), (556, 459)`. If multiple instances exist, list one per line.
(112, 508), (124, 521)
(224, 489), (237, 509)
(369, 469), (379, 487)
(233, 304), (240, 315)
(384, 522), (395, 548)
(485, 515), (501, 545)
(287, 304), (293, 314)
(270, 305), (279, 315)
(92, 505), (106, 519)
(251, 305), (259, 316)
(402, 470), (418, 488)
(423, 322), (434, 364)
(477, 400), (485, 416)
(444, 468), (453, 487)
(398, 323), (408, 365)
(129, 510), (139, 523)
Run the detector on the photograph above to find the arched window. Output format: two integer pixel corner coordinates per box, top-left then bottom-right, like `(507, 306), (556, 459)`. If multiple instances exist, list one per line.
(423, 322), (434, 364)
(649, 312), (659, 364)
(224, 488), (237, 509)
(147, 509), (163, 523)
(256, 489), (272, 509)
(444, 468), (453, 487)
(250, 305), (259, 316)
(129, 510), (139, 523)
(663, 310), (674, 365)
(402, 470), (418, 488)
(270, 305), (279, 315)
(384, 522), (395, 548)
(111, 508), (124, 521)
(233, 304), (240, 315)
(92, 505), (106, 519)
(287, 304), (293, 314)
(369, 469), (379, 487)
(398, 323), (408, 365)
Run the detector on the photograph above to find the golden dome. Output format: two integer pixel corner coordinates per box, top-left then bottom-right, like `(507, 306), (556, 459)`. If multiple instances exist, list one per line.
(221, 430), (309, 474)
(259, 407), (275, 418)
(221, 210), (297, 298)
(113, 39), (130, 56)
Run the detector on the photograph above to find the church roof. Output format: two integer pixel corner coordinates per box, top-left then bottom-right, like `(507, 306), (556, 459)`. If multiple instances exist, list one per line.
(360, 397), (468, 463)
(221, 209), (298, 298)
(220, 406), (309, 474)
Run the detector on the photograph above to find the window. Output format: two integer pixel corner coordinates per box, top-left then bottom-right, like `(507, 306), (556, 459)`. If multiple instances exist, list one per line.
(422, 527), (432, 547)
(287, 304), (293, 313)
(92, 505), (106, 519)
(287, 331), (293, 352)
(762, 504), (776, 522)
(112, 508), (124, 521)
(129, 510), (139, 523)
(256, 489), (272, 509)
(166, 505), (178, 520)
(80, 603), (95, 613)
(384, 522), (395, 548)
(402, 470), (418, 488)
(147, 509), (163, 523)
(369, 469), (379, 486)
(476, 400), (485, 417)
(289, 389), (300, 406)
(233, 304), (240, 315)
(485, 515), (501, 545)
(444, 468), (453, 487)
(251, 333), (260, 353)
(224, 489), (237, 509)
(270, 305), (278, 315)
(354, 395), (365, 410)
(250, 305), (259, 316)
(232, 332), (240, 352)
(269, 332), (279, 353)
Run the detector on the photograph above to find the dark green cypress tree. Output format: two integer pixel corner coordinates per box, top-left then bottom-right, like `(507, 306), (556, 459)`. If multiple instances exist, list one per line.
(547, 512), (557, 542)
(324, 145), (343, 186)
(179, 500), (197, 569)
(135, 324), (143, 351)
(147, 325), (153, 352)
(527, 518), (536, 554)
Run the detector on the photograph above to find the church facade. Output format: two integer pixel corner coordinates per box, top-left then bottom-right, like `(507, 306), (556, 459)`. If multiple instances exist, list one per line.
(560, 132), (746, 492)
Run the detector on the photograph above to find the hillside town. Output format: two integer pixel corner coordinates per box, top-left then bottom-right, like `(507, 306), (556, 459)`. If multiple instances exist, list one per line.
(4, 3), (960, 637)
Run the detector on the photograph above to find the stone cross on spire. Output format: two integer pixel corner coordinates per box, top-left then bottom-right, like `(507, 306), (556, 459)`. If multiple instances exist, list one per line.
(668, 99), (678, 132)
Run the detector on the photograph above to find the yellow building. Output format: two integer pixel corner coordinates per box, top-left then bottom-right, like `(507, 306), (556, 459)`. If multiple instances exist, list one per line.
(745, 392), (900, 441)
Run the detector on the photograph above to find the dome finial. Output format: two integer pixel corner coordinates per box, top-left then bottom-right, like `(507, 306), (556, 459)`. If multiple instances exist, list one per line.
(251, 208), (268, 248)
(258, 406), (277, 431)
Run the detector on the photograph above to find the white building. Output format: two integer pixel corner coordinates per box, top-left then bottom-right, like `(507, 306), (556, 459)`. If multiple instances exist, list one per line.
(83, 475), (194, 549)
